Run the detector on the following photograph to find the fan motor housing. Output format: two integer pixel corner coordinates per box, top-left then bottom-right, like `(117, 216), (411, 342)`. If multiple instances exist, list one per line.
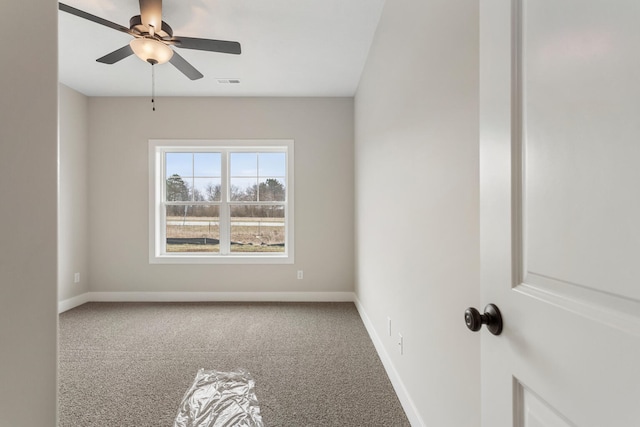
(129, 15), (173, 39)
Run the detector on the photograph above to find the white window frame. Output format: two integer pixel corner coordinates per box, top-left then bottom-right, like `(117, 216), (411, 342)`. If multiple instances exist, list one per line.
(149, 139), (294, 264)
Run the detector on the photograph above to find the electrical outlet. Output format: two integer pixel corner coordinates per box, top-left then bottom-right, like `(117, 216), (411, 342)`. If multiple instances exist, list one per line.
(398, 333), (404, 355)
(297, 270), (303, 280)
(387, 317), (392, 336)
(74, 273), (80, 283)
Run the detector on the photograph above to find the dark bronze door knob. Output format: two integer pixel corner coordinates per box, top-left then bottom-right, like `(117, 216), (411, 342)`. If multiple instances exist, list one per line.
(465, 304), (503, 335)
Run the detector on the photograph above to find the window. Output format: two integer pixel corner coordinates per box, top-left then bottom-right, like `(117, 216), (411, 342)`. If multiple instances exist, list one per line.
(149, 140), (294, 264)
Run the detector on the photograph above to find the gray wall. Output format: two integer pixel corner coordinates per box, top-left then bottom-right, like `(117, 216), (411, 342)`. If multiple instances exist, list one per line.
(0, 1), (58, 425)
(59, 84), (90, 302)
(354, 0), (481, 425)
(88, 97), (354, 294)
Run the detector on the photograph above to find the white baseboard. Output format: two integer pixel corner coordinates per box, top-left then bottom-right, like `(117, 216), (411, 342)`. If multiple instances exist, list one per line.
(58, 293), (91, 313)
(353, 296), (425, 427)
(61, 291), (354, 306)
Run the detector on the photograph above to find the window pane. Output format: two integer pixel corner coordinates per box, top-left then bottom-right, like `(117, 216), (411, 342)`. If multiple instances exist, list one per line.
(194, 153), (221, 177)
(230, 153), (257, 177)
(230, 178), (258, 201)
(230, 205), (285, 253)
(166, 153), (192, 177)
(166, 174), (192, 201)
(165, 205), (220, 253)
(258, 152), (286, 176)
(193, 178), (221, 201)
(258, 178), (286, 201)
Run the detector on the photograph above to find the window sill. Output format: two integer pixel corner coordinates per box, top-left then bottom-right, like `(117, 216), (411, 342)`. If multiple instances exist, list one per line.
(150, 253), (294, 265)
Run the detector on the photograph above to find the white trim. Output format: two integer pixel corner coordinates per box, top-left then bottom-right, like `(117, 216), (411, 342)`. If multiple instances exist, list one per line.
(151, 254), (294, 265)
(354, 296), (425, 427)
(58, 292), (90, 313)
(86, 291), (354, 303)
(149, 139), (294, 264)
(59, 292), (353, 311)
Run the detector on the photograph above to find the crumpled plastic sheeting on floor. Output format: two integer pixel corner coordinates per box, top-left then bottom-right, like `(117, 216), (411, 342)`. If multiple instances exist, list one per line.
(174, 369), (264, 427)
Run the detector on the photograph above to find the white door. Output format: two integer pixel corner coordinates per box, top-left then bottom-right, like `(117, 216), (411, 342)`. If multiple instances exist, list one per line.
(479, 1), (640, 426)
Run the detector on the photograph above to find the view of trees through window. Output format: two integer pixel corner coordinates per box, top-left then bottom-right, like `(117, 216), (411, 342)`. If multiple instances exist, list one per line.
(164, 151), (286, 254)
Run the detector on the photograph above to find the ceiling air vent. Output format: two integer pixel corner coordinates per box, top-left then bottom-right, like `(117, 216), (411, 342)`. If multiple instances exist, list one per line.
(217, 79), (241, 84)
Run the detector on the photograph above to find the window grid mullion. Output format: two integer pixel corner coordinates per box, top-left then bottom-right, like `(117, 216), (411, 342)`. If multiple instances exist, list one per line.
(193, 153), (198, 202)
(160, 150), (167, 254)
(220, 150), (230, 254)
(164, 201), (222, 206)
(256, 154), (260, 202)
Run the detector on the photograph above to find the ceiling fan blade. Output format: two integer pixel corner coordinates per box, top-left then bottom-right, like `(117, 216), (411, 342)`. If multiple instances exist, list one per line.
(169, 50), (204, 80)
(172, 37), (241, 55)
(59, 3), (133, 36)
(96, 45), (134, 64)
(139, 0), (163, 32)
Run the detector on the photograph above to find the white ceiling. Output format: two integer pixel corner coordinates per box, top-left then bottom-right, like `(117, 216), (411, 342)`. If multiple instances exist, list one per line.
(58, 0), (385, 97)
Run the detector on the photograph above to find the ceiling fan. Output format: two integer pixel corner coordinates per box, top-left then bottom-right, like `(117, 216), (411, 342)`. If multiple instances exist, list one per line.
(59, 0), (241, 80)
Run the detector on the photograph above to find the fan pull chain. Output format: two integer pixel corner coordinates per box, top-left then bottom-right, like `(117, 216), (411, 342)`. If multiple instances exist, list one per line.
(151, 63), (156, 111)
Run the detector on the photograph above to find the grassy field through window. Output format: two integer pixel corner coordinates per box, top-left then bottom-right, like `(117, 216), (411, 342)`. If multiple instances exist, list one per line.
(166, 216), (284, 253)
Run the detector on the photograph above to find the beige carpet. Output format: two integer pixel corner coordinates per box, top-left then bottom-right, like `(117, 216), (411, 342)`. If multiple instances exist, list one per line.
(58, 302), (410, 426)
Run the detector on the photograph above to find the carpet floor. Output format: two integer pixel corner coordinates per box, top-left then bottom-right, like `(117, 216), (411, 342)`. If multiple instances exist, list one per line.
(58, 302), (410, 426)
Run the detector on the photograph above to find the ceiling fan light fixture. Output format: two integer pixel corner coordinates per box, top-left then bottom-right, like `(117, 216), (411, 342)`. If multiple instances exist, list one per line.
(130, 37), (173, 65)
